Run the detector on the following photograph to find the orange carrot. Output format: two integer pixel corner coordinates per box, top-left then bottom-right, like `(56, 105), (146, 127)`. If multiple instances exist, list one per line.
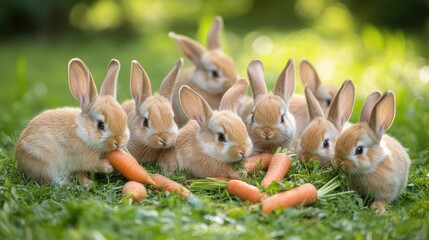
(227, 180), (267, 204)
(244, 153), (273, 173)
(152, 173), (191, 199)
(261, 153), (292, 188)
(122, 181), (147, 202)
(262, 183), (317, 214)
(105, 149), (156, 186)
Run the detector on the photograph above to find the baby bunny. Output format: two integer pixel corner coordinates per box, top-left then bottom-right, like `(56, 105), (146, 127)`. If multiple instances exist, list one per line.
(159, 78), (253, 179)
(246, 59), (296, 154)
(122, 58), (183, 163)
(332, 91), (411, 213)
(289, 60), (339, 137)
(297, 79), (356, 167)
(15, 58), (130, 186)
(169, 16), (238, 127)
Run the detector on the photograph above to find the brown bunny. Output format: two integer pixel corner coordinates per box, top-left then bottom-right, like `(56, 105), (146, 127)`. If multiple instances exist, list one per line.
(15, 58), (130, 186)
(332, 91), (411, 213)
(169, 16), (239, 127)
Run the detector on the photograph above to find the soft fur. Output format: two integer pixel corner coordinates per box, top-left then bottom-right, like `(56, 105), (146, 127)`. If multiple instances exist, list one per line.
(159, 79), (252, 178)
(246, 59), (296, 154)
(332, 91), (411, 213)
(122, 59), (182, 163)
(169, 16), (238, 127)
(15, 58), (130, 186)
(297, 80), (355, 167)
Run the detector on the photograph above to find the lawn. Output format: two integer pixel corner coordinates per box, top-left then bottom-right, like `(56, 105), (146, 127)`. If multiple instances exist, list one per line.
(1, 14), (429, 240)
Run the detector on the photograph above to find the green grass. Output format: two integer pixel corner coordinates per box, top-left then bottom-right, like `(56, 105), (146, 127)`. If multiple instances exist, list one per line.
(1, 18), (429, 239)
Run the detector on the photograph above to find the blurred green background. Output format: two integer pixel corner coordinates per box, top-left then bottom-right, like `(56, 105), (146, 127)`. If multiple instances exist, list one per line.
(1, 0), (429, 155)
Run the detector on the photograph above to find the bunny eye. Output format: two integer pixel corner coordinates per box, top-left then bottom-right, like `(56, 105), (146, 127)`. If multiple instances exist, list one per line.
(211, 70), (219, 78)
(217, 133), (226, 142)
(322, 139), (329, 149)
(97, 120), (105, 131)
(326, 99), (332, 106)
(250, 113), (255, 123)
(355, 146), (364, 155)
(143, 118), (149, 128)
(280, 114), (285, 124)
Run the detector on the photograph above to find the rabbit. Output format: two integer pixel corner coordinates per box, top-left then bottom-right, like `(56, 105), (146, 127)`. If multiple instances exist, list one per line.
(122, 58), (183, 163)
(297, 79), (356, 167)
(238, 60), (340, 139)
(246, 59), (296, 154)
(158, 78), (253, 179)
(15, 58), (130, 187)
(169, 16), (239, 127)
(332, 91), (411, 213)
(289, 60), (340, 137)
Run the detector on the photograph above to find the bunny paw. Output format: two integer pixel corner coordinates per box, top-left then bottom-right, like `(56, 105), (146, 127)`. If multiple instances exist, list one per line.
(370, 200), (386, 214)
(100, 159), (114, 173)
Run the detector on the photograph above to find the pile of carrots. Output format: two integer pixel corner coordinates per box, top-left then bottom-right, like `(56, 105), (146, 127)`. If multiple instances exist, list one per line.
(105, 149), (343, 215)
(105, 149), (191, 202)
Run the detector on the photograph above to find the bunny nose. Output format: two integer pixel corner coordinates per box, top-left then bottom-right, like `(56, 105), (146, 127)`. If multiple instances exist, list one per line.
(261, 127), (273, 140)
(158, 139), (166, 147)
(239, 151), (245, 159)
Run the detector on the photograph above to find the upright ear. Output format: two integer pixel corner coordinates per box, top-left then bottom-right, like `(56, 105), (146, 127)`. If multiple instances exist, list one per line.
(299, 60), (321, 94)
(304, 85), (324, 120)
(327, 79), (355, 131)
(369, 91), (396, 140)
(179, 86), (213, 126)
(274, 58), (295, 104)
(68, 58), (98, 112)
(359, 91), (382, 123)
(159, 58), (184, 101)
(100, 59), (120, 98)
(247, 60), (267, 101)
(169, 32), (205, 66)
(220, 78), (249, 113)
(207, 16), (223, 50)
(130, 60), (152, 111)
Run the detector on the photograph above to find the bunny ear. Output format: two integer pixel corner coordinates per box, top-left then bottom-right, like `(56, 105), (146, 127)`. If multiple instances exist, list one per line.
(179, 85), (213, 126)
(327, 79), (355, 131)
(159, 58), (183, 101)
(130, 60), (152, 110)
(100, 59), (120, 98)
(369, 91), (396, 140)
(68, 58), (98, 112)
(207, 16), (223, 50)
(274, 58), (296, 104)
(247, 60), (267, 101)
(304, 85), (324, 120)
(359, 91), (382, 123)
(220, 78), (249, 113)
(299, 60), (321, 94)
(169, 32), (205, 66)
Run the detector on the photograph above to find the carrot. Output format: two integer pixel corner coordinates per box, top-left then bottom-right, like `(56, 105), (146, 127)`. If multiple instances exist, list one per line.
(105, 149), (156, 186)
(189, 178), (267, 204)
(244, 153), (273, 173)
(152, 173), (191, 199)
(122, 181), (147, 202)
(262, 183), (317, 214)
(261, 176), (346, 214)
(261, 153), (292, 188)
(227, 180), (267, 204)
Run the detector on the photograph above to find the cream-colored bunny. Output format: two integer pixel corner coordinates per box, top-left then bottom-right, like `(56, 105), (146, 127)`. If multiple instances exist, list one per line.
(332, 91), (411, 213)
(15, 58), (130, 186)
(122, 59), (183, 163)
(169, 16), (238, 127)
(246, 59), (296, 154)
(297, 80), (356, 167)
(158, 79), (252, 179)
